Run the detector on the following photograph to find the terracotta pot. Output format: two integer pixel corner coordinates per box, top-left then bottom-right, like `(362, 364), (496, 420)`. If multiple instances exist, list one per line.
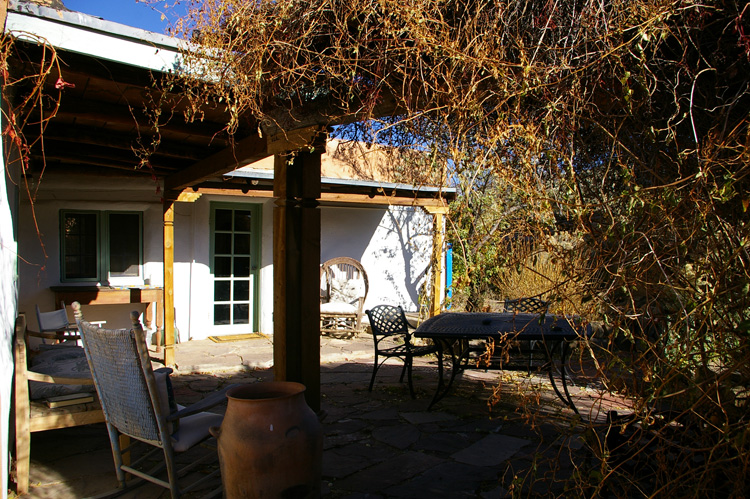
(211, 381), (322, 498)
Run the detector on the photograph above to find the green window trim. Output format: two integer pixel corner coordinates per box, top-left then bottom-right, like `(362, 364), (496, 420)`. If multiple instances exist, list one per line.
(60, 210), (143, 284)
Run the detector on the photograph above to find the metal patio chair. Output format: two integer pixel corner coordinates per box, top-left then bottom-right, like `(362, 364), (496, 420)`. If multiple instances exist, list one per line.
(504, 296), (550, 373)
(72, 302), (231, 498)
(35, 302), (79, 342)
(366, 305), (437, 398)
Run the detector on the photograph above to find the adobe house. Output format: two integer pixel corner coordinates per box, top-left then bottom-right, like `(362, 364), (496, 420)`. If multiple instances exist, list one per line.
(1, 0), (453, 492)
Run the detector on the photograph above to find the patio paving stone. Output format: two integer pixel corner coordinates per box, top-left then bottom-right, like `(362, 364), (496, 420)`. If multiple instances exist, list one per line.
(332, 451), (446, 493)
(15, 332), (628, 498)
(412, 430), (483, 455)
(383, 461), (501, 498)
(322, 442), (396, 479)
(400, 411), (458, 425)
(357, 408), (400, 421)
(371, 424), (421, 449)
(451, 434), (531, 467)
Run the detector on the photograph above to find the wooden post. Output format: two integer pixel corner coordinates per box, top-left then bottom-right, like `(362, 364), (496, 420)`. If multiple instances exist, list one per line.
(424, 206), (449, 317)
(163, 200), (176, 367)
(273, 138), (323, 411)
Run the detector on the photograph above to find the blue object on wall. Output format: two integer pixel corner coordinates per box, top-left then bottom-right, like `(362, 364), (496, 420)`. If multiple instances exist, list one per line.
(446, 243), (453, 309)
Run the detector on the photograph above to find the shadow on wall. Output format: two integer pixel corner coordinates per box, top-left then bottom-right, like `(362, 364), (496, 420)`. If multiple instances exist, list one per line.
(379, 207), (431, 309)
(321, 206), (380, 263)
(321, 206), (431, 312)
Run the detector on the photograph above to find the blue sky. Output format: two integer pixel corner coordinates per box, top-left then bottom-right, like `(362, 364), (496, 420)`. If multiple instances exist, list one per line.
(63, 0), (186, 34)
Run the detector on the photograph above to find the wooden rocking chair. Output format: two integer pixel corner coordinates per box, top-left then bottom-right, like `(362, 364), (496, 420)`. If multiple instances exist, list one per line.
(319, 257), (369, 337)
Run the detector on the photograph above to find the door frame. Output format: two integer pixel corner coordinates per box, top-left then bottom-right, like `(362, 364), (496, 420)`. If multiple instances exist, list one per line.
(209, 202), (262, 333)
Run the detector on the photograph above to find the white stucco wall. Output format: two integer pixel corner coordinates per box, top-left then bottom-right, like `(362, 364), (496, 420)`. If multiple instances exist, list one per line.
(0, 99), (19, 499)
(17, 175), (439, 347)
(15, 180), (273, 342)
(321, 205), (434, 314)
(17, 182), (163, 334)
(174, 195), (273, 341)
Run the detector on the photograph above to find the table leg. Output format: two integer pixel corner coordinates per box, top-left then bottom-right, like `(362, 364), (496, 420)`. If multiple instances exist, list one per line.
(559, 341), (579, 415)
(144, 302), (153, 330)
(427, 338), (472, 409)
(545, 340), (579, 415)
(427, 340), (446, 409)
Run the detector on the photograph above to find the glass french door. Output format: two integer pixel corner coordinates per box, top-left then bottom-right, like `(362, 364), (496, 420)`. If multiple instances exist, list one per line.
(211, 203), (261, 332)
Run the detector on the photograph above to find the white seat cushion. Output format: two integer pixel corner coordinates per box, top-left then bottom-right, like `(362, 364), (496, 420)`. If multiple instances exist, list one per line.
(320, 301), (358, 315)
(171, 411), (224, 452)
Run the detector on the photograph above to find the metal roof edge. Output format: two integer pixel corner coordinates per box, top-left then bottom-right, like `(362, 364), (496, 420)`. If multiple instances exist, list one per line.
(225, 169), (457, 194)
(7, 0), (185, 72)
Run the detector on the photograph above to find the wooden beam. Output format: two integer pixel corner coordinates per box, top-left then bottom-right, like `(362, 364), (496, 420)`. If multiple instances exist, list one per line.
(32, 142), (180, 171)
(430, 211), (445, 317)
(35, 123), (211, 161)
(267, 126), (323, 155)
(423, 205), (450, 215)
(163, 200), (176, 367)
(192, 188), (275, 199)
(1, 0), (8, 32)
(272, 132), (324, 412)
(164, 134), (268, 191)
(193, 188), (450, 207)
(48, 97), (232, 142)
(319, 193), (449, 208)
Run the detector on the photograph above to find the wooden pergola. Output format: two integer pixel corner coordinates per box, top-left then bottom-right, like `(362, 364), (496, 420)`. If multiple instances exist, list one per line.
(5, 1), (451, 411)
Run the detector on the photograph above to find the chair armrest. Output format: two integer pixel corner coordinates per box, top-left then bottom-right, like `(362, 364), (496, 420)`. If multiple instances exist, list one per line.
(26, 371), (95, 385)
(26, 329), (81, 341)
(167, 384), (238, 421)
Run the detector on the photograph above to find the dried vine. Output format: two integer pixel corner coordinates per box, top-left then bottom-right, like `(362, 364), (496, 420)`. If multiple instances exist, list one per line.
(159, 0), (750, 496)
(1, 32), (70, 272)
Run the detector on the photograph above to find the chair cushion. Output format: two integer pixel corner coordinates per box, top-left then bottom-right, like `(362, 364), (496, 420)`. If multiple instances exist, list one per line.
(154, 368), (179, 433)
(329, 267), (365, 305)
(320, 301), (358, 315)
(28, 345), (96, 400)
(171, 412), (224, 452)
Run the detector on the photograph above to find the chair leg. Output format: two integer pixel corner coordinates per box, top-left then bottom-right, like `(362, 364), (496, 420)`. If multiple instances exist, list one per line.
(163, 443), (180, 498)
(368, 354), (379, 391)
(107, 424), (128, 487)
(15, 419), (30, 495)
(528, 340), (538, 375)
(406, 357), (416, 399)
(398, 359), (407, 383)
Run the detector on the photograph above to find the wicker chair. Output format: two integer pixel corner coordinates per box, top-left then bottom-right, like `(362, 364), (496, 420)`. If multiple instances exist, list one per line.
(320, 257), (369, 337)
(72, 302), (231, 498)
(366, 305), (437, 398)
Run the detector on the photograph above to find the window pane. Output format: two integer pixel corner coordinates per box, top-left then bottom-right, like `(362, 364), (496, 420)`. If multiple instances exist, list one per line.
(108, 213), (140, 276)
(234, 257), (250, 277)
(233, 304), (249, 324)
(63, 213), (98, 279)
(233, 280), (250, 301)
(215, 257), (232, 277)
(233, 233), (250, 254)
(215, 233), (232, 254)
(214, 305), (230, 325)
(234, 210), (252, 232)
(214, 281), (231, 301)
(215, 209), (232, 231)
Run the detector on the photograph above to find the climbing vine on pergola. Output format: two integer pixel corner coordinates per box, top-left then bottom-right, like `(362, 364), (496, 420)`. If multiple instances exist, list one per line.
(157, 0), (750, 495)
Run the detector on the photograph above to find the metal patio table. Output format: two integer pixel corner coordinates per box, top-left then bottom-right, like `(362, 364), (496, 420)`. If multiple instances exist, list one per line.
(414, 312), (592, 414)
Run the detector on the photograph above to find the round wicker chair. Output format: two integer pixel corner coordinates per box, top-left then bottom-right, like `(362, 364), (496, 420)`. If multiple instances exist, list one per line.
(319, 257), (369, 337)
